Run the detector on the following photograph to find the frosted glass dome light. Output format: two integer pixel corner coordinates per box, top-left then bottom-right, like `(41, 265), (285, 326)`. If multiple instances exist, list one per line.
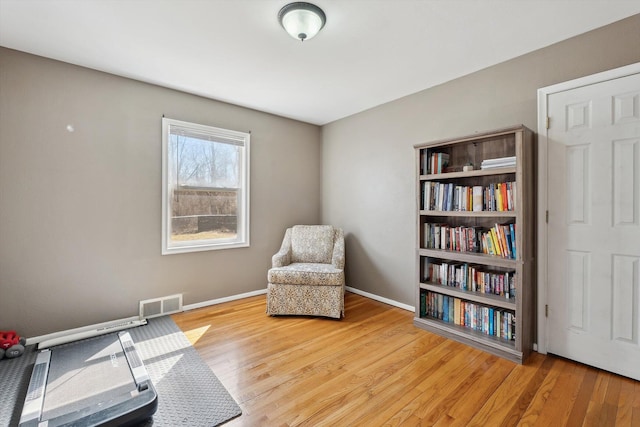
(278, 2), (326, 42)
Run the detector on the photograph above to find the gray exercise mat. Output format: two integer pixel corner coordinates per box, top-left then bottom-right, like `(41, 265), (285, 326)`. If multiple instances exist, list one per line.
(0, 316), (241, 427)
(0, 341), (37, 427)
(131, 316), (242, 426)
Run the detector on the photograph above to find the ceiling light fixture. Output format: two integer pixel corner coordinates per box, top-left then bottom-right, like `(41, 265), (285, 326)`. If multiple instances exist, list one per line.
(278, 2), (326, 42)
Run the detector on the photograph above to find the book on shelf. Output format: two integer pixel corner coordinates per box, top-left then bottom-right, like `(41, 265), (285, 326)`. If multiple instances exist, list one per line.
(510, 224), (516, 259)
(421, 150), (428, 175)
(443, 297), (449, 322)
(472, 186), (483, 212)
(480, 156), (516, 169)
(421, 290), (516, 341)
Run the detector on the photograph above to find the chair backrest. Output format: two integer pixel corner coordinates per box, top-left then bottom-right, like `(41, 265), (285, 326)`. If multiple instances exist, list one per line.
(290, 225), (335, 264)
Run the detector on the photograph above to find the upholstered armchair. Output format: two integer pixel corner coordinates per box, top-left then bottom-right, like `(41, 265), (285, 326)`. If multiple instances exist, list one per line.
(267, 225), (345, 319)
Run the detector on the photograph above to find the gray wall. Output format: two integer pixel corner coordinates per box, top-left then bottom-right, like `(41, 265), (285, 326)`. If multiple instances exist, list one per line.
(322, 14), (640, 306)
(0, 48), (321, 337)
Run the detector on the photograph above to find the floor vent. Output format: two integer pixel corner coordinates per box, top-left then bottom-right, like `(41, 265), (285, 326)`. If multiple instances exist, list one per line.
(139, 294), (183, 319)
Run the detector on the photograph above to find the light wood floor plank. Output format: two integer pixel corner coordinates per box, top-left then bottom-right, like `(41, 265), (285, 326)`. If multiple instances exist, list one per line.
(566, 366), (599, 427)
(434, 356), (515, 426)
(355, 339), (461, 426)
(301, 337), (454, 426)
(530, 360), (584, 426)
(171, 292), (640, 426)
(615, 378), (636, 426)
(633, 381), (640, 425)
(466, 353), (550, 426)
(519, 356), (570, 425)
(343, 344), (486, 426)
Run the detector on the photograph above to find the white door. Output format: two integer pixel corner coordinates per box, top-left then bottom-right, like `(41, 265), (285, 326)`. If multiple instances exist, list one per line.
(546, 71), (640, 380)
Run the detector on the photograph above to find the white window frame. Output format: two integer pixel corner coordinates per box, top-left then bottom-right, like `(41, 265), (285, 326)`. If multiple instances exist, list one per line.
(161, 117), (250, 255)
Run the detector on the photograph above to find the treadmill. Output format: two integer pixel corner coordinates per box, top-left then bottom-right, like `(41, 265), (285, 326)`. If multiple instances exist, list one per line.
(19, 331), (158, 427)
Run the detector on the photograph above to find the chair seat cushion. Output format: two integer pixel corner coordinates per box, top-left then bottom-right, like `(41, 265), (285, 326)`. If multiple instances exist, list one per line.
(268, 263), (344, 286)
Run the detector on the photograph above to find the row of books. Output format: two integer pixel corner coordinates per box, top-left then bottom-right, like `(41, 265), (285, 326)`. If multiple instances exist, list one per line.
(423, 222), (517, 259)
(420, 291), (516, 341)
(421, 181), (516, 212)
(422, 152), (450, 175)
(424, 261), (516, 299)
(481, 156), (516, 169)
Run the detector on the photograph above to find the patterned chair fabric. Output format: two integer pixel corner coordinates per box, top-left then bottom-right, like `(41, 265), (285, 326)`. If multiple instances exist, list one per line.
(267, 225), (345, 318)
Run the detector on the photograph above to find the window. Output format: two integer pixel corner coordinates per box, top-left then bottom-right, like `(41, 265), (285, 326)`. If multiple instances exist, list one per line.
(162, 118), (250, 254)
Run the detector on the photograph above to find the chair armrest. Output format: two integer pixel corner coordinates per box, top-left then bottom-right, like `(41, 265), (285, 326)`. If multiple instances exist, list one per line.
(331, 228), (345, 270)
(272, 228), (293, 267)
(272, 248), (291, 267)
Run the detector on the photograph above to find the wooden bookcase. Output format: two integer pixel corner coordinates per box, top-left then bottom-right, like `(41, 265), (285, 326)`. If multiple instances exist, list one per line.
(414, 125), (534, 363)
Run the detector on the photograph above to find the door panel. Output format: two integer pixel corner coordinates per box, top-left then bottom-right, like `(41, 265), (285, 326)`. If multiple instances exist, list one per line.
(546, 72), (640, 380)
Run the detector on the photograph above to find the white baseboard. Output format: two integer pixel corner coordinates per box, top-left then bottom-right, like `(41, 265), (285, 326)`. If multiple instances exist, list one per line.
(346, 286), (414, 312)
(183, 287), (413, 313)
(182, 288), (267, 311)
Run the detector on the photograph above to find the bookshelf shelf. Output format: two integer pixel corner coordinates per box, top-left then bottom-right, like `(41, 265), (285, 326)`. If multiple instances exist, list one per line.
(417, 248), (519, 268)
(419, 166), (516, 180)
(413, 317), (520, 358)
(419, 210), (517, 218)
(414, 125), (534, 364)
(419, 282), (516, 310)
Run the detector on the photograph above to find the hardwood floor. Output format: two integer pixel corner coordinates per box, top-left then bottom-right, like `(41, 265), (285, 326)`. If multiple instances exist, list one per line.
(171, 292), (640, 426)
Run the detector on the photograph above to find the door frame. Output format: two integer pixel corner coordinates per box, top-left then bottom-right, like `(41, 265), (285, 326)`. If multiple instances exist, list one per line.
(536, 62), (640, 354)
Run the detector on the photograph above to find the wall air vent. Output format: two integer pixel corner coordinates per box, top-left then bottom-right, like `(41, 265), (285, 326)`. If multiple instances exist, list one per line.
(139, 294), (183, 319)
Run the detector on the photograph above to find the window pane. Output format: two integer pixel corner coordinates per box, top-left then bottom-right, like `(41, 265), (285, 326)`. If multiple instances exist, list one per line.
(169, 133), (240, 188)
(162, 118), (249, 254)
(171, 188), (238, 242)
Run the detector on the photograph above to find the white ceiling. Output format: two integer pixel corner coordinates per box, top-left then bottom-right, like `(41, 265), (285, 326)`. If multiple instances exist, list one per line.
(1, 1), (639, 125)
